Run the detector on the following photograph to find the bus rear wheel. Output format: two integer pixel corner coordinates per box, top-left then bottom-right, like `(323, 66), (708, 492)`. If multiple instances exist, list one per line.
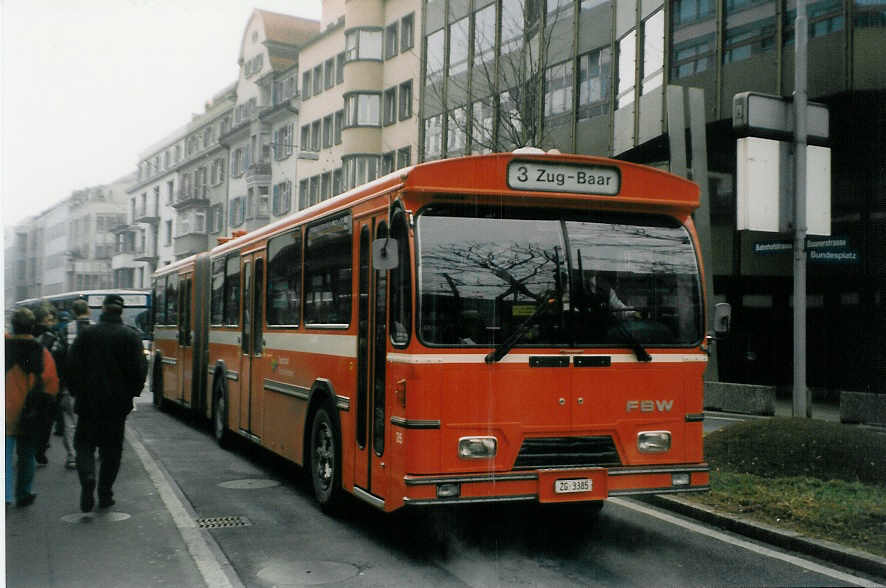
(309, 405), (342, 513)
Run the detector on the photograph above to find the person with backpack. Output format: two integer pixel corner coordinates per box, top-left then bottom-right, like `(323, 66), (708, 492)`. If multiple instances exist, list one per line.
(66, 294), (147, 512)
(33, 306), (68, 466)
(5, 308), (60, 508)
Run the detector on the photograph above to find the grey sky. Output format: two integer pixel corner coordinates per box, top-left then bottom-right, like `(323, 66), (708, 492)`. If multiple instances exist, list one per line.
(1, 0), (321, 228)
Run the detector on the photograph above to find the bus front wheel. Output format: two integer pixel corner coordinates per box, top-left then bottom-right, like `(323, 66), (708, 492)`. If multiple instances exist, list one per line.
(309, 405), (343, 513)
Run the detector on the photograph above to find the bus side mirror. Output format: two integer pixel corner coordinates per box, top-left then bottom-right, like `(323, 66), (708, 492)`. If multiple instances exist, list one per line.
(372, 238), (399, 270)
(713, 302), (731, 337)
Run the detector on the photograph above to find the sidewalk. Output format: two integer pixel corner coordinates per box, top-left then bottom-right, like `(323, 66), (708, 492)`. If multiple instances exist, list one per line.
(4, 396), (210, 588)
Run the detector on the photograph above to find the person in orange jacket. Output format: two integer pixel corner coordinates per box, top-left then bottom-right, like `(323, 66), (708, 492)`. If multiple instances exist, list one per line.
(5, 307), (59, 508)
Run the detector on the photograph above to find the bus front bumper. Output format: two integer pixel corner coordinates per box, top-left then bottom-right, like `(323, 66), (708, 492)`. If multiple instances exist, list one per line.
(401, 464), (710, 507)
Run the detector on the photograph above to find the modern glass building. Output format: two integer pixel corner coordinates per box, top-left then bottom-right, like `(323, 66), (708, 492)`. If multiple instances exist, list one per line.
(419, 0), (886, 395)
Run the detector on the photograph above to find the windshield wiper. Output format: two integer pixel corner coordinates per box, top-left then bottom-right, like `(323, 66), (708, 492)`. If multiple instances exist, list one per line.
(609, 314), (652, 362)
(485, 293), (559, 364)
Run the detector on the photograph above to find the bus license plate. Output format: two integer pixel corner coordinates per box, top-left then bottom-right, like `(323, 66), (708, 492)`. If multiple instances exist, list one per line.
(554, 478), (592, 494)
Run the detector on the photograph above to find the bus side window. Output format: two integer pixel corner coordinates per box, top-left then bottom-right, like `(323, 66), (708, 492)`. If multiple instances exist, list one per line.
(166, 275), (178, 326)
(210, 258), (225, 325)
(154, 278), (166, 326)
(225, 255), (241, 326)
(389, 210), (411, 346)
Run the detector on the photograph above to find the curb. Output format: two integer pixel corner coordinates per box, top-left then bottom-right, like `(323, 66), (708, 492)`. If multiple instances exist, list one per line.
(642, 494), (886, 580)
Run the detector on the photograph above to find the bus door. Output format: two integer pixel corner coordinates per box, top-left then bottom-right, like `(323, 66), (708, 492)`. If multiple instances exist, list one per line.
(177, 272), (193, 407)
(238, 251), (265, 439)
(354, 216), (388, 500)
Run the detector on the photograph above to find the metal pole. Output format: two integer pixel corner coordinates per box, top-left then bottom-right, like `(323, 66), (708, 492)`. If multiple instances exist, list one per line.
(793, 0), (810, 417)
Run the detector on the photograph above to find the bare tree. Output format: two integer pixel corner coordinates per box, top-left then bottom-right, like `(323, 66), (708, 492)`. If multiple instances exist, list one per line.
(424, 0), (567, 157)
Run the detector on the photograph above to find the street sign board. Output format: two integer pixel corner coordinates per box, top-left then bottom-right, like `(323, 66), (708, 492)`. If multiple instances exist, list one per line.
(733, 92), (829, 144)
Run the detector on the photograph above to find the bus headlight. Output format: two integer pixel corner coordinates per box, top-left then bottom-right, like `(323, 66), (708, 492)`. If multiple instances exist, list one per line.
(458, 436), (497, 460)
(637, 431), (671, 453)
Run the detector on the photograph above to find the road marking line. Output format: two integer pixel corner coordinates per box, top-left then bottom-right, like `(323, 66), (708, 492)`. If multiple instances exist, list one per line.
(610, 498), (879, 587)
(126, 428), (238, 588)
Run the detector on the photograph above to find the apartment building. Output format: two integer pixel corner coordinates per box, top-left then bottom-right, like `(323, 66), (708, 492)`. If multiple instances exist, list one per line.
(5, 178), (131, 303)
(223, 10), (320, 234)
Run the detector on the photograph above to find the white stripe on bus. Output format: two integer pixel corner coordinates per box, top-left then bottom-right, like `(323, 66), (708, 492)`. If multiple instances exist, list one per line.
(208, 330), (357, 358)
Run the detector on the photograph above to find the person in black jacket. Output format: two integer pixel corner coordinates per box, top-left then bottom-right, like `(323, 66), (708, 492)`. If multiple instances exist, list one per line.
(66, 294), (147, 512)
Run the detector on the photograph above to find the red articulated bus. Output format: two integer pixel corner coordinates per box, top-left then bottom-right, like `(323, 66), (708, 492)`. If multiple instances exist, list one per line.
(151, 150), (722, 514)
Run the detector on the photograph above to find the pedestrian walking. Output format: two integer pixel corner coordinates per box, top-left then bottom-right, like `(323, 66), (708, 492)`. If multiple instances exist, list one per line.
(33, 306), (68, 466)
(5, 308), (60, 508)
(66, 294), (148, 512)
(57, 299), (92, 469)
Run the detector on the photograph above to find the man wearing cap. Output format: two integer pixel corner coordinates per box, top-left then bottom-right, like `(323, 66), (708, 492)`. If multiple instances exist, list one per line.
(66, 294), (147, 512)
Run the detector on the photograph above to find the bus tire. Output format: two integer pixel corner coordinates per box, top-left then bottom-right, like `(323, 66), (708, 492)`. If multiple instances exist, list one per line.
(213, 383), (231, 449)
(152, 357), (166, 412)
(309, 404), (343, 513)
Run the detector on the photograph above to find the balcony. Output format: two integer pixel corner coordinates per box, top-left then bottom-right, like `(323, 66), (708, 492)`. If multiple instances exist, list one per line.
(133, 249), (158, 264)
(245, 162), (271, 185)
(173, 185), (210, 209)
(134, 207), (160, 224)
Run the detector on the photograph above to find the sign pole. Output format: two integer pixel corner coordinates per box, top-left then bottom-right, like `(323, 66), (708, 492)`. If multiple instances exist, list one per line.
(793, 0), (810, 417)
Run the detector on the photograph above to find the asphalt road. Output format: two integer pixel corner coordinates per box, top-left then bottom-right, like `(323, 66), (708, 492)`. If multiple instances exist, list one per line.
(129, 402), (879, 587)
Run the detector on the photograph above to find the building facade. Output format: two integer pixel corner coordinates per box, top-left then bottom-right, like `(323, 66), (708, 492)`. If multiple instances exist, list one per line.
(417, 0), (885, 394)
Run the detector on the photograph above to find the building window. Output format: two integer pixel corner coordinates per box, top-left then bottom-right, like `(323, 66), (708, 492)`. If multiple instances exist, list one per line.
(325, 58), (335, 89)
(384, 87), (397, 125)
(165, 220), (173, 245)
(334, 110), (344, 144)
(642, 10), (665, 95)
(399, 80), (413, 120)
(617, 30), (637, 108)
(578, 47), (612, 118)
(401, 13), (415, 50)
(386, 22), (399, 59)
(303, 70), (312, 99)
(310, 176), (320, 206)
(426, 29), (445, 81)
(299, 179), (309, 210)
(672, 0), (715, 27)
(301, 125), (310, 151)
(382, 151), (395, 175)
(210, 204), (223, 233)
(167, 180), (175, 203)
(311, 120), (321, 151)
(447, 107), (467, 155)
(313, 64), (323, 95)
(230, 197), (245, 227)
(321, 172), (332, 199)
(345, 28), (383, 61)
(544, 60), (573, 119)
(345, 93), (381, 127)
(474, 4), (496, 67)
(274, 124), (293, 159)
(424, 115), (443, 159)
(448, 17), (469, 75)
(471, 99), (494, 154)
(336, 52), (345, 84)
(342, 155), (381, 190)
(397, 146), (411, 169)
(322, 115), (333, 148)
(723, 17), (776, 63)
(333, 169), (343, 195)
(671, 35), (713, 79)
(272, 181), (292, 216)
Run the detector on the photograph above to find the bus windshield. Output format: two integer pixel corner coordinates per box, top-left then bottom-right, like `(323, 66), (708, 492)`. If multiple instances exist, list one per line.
(417, 205), (702, 348)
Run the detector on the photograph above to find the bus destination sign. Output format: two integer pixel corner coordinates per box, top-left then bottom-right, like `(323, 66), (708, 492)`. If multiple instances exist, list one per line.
(507, 160), (620, 195)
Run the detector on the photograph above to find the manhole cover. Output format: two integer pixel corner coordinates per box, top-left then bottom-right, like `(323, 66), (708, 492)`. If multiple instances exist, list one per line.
(61, 511), (131, 523)
(218, 478), (280, 490)
(257, 561), (359, 586)
(196, 515), (252, 528)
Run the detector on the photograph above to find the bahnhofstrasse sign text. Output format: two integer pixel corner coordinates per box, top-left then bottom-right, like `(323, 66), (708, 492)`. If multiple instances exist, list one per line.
(753, 237), (858, 263)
